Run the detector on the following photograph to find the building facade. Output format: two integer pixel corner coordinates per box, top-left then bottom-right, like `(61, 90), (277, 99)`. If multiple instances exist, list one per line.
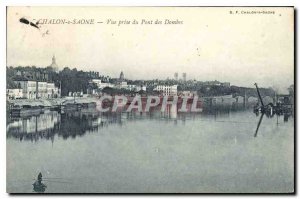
(13, 80), (60, 99)
(91, 79), (102, 88)
(178, 91), (195, 97)
(14, 80), (37, 99)
(6, 89), (23, 99)
(37, 82), (48, 98)
(127, 84), (137, 91)
(154, 85), (178, 96)
(47, 83), (60, 98)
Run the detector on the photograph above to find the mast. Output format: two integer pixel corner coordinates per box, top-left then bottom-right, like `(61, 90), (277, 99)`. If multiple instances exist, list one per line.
(254, 83), (264, 107)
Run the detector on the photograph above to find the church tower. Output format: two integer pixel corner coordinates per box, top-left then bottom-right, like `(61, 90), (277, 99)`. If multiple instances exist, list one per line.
(52, 55), (56, 65)
(50, 55), (59, 73)
(119, 71), (124, 81)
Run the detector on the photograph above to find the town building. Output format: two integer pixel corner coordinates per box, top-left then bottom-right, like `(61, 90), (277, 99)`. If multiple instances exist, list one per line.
(136, 85), (146, 92)
(116, 71), (128, 89)
(94, 82), (115, 89)
(6, 88), (23, 99)
(178, 91), (196, 97)
(37, 82), (48, 98)
(87, 79), (115, 95)
(14, 78), (37, 99)
(47, 83), (60, 98)
(91, 79), (102, 88)
(154, 85), (178, 96)
(13, 77), (60, 99)
(101, 82), (115, 89)
(127, 84), (137, 91)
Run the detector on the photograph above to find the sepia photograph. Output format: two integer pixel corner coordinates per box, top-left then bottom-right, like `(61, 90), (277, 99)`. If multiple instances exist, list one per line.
(6, 6), (294, 193)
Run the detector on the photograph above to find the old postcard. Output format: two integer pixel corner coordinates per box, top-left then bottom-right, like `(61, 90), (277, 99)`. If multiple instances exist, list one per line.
(6, 6), (294, 193)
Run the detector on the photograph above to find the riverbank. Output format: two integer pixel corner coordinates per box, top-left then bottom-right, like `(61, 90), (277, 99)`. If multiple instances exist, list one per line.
(7, 97), (99, 108)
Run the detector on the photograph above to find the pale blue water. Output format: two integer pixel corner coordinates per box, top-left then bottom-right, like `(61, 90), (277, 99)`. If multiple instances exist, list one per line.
(6, 107), (294, 193)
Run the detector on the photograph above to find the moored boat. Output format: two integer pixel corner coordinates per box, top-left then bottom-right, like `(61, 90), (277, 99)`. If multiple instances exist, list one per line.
(62, 103), (82, 111)
(82, 102), (97, 108)
(10, 105), (43, 117)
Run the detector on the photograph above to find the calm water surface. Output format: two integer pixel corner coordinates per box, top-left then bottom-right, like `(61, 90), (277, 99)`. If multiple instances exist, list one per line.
(7, 106), (294, 193)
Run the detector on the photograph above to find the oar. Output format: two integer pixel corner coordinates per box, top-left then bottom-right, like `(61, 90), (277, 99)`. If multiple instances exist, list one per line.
(43, 177), (71, 180)
(41, 179), (72, 184)
(32, 178), (72, 184)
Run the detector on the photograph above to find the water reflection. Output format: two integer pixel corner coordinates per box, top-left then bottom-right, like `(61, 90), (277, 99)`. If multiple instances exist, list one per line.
(254, 113), (264, 137)
(254, 112), (293, 137)
(7, 104), (293, 142)
(7, 105), (195, 142)
(7, 104), (294, 193)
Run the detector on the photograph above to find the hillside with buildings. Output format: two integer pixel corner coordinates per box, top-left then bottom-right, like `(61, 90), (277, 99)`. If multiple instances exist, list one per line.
(6, 55), (288, 104)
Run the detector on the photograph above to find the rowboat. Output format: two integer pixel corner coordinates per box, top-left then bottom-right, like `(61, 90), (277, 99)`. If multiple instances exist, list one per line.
(32, 181), (47, 193)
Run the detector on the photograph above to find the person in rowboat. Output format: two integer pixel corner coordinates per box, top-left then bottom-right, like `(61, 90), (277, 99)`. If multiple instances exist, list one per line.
(37, 172), (42, 183)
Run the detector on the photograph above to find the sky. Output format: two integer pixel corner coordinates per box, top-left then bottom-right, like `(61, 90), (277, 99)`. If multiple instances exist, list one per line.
(6, 7), (294, 92)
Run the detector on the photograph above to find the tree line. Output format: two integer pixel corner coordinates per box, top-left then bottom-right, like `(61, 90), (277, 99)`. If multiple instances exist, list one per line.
(7, 66), (276, 97)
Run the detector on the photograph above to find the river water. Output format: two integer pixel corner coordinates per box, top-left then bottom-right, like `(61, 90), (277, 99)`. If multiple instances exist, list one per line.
(6, 106), (294, 193)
